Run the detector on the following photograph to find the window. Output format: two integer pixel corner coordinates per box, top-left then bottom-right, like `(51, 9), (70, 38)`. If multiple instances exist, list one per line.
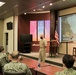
(30, 20), (50, 41)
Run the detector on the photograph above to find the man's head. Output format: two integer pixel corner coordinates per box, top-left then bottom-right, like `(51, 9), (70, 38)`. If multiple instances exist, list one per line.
(11, 51), (19, 60)
(62, 54), (75, 68)
(40, 34), (44, 39)
(0, 46), (4, 52)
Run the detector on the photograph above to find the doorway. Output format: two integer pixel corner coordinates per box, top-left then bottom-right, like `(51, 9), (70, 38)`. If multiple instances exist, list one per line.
(5, 33), (8, 52)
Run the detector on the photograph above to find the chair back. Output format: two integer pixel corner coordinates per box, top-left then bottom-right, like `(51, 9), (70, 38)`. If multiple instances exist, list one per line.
(0, 64), (2, 73)
(4, 72), (26, 75)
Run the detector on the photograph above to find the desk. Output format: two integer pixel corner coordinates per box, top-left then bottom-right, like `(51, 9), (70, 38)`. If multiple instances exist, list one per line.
(20, 57), (63, 75)
(62, 41), (73, 54)
(20, 57), (50, 69)
(34, 65), (63, 75)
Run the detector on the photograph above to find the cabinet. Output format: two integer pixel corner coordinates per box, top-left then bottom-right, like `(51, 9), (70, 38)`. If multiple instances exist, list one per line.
(22, 43), (31, 53)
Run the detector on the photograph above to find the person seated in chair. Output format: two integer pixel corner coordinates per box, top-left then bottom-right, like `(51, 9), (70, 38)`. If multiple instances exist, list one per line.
(0, 46), (11, 68)
(3, 51), (32, 75)
(55, 54), (76, 75)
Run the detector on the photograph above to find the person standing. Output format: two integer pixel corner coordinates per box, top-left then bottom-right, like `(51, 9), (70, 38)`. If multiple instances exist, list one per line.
(39, 34), (47, 62)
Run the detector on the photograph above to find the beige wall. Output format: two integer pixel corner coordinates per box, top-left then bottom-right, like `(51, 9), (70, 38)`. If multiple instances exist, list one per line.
(59, 6), (76, 16)
(3, 16), (13, 53)
(3, 16), (18, 53)
(0, 20), (4, 45)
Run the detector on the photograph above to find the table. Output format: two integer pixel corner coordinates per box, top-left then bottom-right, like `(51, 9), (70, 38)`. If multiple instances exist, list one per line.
(20, 57), (63, 75)
(34, 65), (63, 75)
(20, 57), (49, 68)
(62, 41), (73, 54)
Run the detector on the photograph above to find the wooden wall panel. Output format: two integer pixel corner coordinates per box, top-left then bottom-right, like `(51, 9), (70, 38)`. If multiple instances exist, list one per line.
(18, 12), (57, 53)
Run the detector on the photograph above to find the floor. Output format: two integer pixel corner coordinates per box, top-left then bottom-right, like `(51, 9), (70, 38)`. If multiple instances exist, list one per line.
(20, 52), (76, 68)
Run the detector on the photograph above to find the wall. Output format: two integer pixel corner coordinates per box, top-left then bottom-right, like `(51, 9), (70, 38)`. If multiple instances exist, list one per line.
(2, 16), (18, 53)
(0, 20), (4, 46)
(58, 6), (76, 55)
(1, 6), (75, 54)
(59, 6), (76, 16)
(18, 13), (50, 52)
(3, 16), (13, 53)
(2, 6), (76, 54)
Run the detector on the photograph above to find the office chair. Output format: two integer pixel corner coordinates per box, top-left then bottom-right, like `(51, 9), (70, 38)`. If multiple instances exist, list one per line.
(3, 72), (26, 75)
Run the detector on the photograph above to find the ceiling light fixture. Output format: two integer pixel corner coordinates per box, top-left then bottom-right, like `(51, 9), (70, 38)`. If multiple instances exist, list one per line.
(63, 0), (65, 1)
(24, 13), (27, 15)
(42, 6), (45, 8)
(0, 1), (5, 7)
(50, 3), (52, 6)
(33, 9), (36, 11)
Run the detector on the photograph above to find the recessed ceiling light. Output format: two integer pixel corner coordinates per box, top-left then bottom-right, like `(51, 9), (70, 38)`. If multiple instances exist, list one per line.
(50, 3), (52, 6)
(24, 13), (27, 15)
(33, 9), (36, 11)
(42, 6), (45, 8)
(63, 0), (65, 1)
(14, 5), (18, 7)
(0, 1), (5, 7)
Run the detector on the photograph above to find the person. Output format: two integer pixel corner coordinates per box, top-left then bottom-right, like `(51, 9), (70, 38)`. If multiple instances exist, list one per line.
(39, 34), (47, 62)
(3, 51), (32, 75)
(55, 54), (76, 75)
(0, 46), (10, 68)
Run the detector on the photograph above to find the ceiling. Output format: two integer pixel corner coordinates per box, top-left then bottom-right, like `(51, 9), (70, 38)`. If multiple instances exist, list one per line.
(0, 0), (76, 19)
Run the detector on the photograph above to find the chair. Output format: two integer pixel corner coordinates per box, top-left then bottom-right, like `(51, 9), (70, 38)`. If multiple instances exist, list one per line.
(3, 72), (26, 75)
(0, 64), (2, 73)
(73, 47), (76, 57)
(30, 68), (36, 75)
